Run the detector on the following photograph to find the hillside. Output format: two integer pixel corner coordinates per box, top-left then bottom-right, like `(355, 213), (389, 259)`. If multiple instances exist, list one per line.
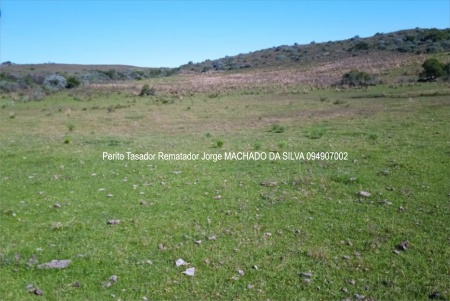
(179, 28), (450, 72)
(0, 27), (449, 100)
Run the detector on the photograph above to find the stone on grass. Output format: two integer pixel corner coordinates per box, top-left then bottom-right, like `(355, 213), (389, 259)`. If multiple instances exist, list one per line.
(109, 275), (118, 283)
(237, 269), (245, 276)
(260, 181), (278, 187)
(175, 258), (188, 267)
(396, 240), (409, 251)
(299, 272), (312, 278)
(38, 259), (71, 269)
(182, 267), (195, 276)
(357, 191), (371, 197)
(107, 219), (121, 225)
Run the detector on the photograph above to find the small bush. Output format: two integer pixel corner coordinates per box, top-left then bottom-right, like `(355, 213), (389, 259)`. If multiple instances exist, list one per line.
(339, 70), (377, 87)
(64, 136), (71, 144)
(215, 140), (224, 148)
(66, 76), (81, 89)
(270, 124), (285, 133)
(67, 123), (75, 132)
(139, 84), (156, 96)
(43, 74), (67, 91)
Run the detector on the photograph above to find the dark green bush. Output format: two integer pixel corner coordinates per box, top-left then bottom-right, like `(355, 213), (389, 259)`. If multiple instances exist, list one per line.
(139, 84), (156, 96)
(339, 70), (376, 87)
(419, 58), (445, 81)
(66, 76), (81, 89)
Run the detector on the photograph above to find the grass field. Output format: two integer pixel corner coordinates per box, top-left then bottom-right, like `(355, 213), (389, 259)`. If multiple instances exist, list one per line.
(0, 81), (449, 300)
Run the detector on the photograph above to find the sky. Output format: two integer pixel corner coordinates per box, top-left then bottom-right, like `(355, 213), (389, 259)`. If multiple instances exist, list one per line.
(0, 0), (449, 68)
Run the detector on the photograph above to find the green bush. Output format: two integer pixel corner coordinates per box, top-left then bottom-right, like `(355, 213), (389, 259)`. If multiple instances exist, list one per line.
(419, 58), (445, 81)
(139, 84), (156, 96)
(270, 124), (285, 133)
(215, 140), (224, 148)
(66, 76), (81, 89)
(339, 70), (376, 87)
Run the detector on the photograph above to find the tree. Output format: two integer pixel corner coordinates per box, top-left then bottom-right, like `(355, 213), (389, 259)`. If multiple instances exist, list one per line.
(419, 58), (445, 81)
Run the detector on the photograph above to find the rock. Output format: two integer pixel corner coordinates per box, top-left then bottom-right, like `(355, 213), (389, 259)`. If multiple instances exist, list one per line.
(396, 240), (409, 251)
(103, 282), (112, 288)
(182, 267), (195, 276)
(54, 203), (61, 208)
(208, 235), (217, 241)
(342, 255), (350, 260)
(260, 181), (278, 187)
(247, 284), (254, 289)
(264, 232), (272, 237)
(237, 269), (245, 276)
(300, 272), (312, 278)
(32, 289), (43, 296)
(175, 258), (188, 267)
(37, 259), (71, 269)
(107, 219), (121, 225)
(109, 275), (118, 283)
(354, 294), (365, 300)
(213, 195), (222, 200)
(303, 278), (312, 283)
(139, 200), (147, 206)
(380, 169), (390, 175)
(357, 191), (371, 197)
(341, 287), (348, 293)
(380, 199), (393, 205)
(393, 249), (401, 255)
(73, 282), (81, 288)
(429, 291), (441, 299)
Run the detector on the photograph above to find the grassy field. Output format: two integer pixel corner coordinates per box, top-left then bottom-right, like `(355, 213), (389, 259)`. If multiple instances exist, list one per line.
(0, 81), (449, 300)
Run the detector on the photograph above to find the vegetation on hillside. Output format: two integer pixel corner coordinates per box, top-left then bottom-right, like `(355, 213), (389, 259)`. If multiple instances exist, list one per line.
(0, 28), (449, 102)
(179, 28), (450, 72)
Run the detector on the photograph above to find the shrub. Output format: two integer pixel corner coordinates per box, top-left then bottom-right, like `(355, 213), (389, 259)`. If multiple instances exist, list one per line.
(215, 140), (224, 148)
(351, 41), (370, 51)
(139, 84), (156, 96)
(66, 76), (81, 89)
(270, 124), (285, 133)
(419, 58), (445, 81)
(339, 70), (376, 87)
(43, 74), (67, 91)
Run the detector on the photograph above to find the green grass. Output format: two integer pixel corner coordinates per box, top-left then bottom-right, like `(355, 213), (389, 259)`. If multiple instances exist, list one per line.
(0, 83), (449, 300)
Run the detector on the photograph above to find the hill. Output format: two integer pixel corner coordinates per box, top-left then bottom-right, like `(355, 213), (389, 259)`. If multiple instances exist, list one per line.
(0, 27), (449, 100)
(179, 28), (450, 73)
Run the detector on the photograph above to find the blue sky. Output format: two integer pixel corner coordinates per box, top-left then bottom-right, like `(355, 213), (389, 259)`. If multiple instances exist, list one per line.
(1, 0), (449, 67)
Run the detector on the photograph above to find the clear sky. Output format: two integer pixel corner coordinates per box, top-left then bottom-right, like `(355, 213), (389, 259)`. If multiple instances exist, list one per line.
(1, 0), (449, 67)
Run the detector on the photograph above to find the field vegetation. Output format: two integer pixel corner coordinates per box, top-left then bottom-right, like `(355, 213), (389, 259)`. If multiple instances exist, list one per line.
(0, 27), (449, 300)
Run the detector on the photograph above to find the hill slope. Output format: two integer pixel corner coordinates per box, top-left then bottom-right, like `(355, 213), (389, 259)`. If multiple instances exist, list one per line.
(179, 28), (450, 72)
